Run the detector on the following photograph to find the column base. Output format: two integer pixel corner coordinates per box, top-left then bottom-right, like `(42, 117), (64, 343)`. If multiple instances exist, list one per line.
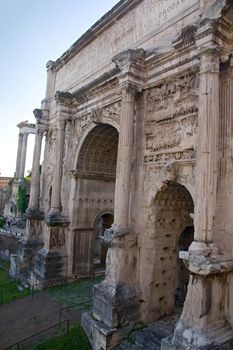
(45, 212), (69, 226)
(171, 320), (233, 350)
(93, 281), (140, 328)
(33, 248), (67, 286)
(25, 207), (44, 220)
(172, 242), (233, 350)
(82, 311), (134, 350)
(11, 238), (43, 282)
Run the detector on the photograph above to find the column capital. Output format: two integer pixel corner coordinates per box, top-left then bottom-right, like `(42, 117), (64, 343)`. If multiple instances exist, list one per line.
(55, 91), (75, 106)
(120, 82), (139, 102)
(112, 48), (145, 72)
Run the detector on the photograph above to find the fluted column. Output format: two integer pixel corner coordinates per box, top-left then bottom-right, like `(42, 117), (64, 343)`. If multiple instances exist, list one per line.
(114, 84), (136, 227)
(15, 133), (23, 178)
(26, 127), (44, 217)
(193, 49), (220, 244)
(47, 117), (66, 218)
(173, 48), (233, 350)
(18, 132), (29, 181)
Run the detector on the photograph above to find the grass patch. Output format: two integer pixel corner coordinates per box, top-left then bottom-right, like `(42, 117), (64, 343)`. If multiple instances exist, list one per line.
(47, 275), (104, 311)
(0, 259), (29, 304)
(24, 322), (91, 350)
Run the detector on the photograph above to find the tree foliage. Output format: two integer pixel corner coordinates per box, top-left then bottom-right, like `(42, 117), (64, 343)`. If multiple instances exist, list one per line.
(17, 185), (27, 216)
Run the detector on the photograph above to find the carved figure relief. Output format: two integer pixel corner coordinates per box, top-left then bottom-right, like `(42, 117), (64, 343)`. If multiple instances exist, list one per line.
(27, 220), (42, 240)
(147, 74), (198, 122)
(144, 74), (198, 166)
(50, 227), (65, 249)
(78, 102), (121, 130)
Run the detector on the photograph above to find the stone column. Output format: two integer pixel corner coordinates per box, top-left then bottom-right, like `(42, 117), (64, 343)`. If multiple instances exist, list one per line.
(15, 133), (23, 178)
(172, 48), (233, 350)
(114, 83), (136, 227)
(35, 92), (75, 285)
(18, 132), (29, 181)
(25, 124), (44, 219)
(46, 117), (66, 223)
(83, 52), (145, 350)
(193, 49), (219, 246)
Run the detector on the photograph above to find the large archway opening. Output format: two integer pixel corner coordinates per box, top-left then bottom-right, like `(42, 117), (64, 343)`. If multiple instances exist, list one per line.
(72, 124), (118, 276)
(154, 182), (194, 317)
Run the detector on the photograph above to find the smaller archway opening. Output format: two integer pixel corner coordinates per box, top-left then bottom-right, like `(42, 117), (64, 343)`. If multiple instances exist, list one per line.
(153, 182), (194, 318)
(93, 213), (114, 271)
(175, 225), (194, 306)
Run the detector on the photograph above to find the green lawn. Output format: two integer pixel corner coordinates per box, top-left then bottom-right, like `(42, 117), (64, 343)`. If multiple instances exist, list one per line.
(0, 259), (29, 304)
(47, 275), (104, 311)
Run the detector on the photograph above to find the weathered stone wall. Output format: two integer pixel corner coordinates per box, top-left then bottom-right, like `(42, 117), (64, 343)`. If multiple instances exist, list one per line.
(50, 0), (198, 94)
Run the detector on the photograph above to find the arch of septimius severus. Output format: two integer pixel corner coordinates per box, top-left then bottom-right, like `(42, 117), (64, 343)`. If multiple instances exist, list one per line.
(11, 0), (233, 348)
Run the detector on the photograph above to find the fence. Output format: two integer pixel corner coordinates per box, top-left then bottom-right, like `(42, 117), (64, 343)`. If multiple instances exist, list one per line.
(0, 227), (24, 238)
(3, 300), (93, 350)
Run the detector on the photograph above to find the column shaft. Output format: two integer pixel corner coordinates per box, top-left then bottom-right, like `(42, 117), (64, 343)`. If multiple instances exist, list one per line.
(15, 133), (23, 178)
(50, 119), (66, 214)
(114, 86), (135, 227)
(19, 133), (29, 180)
(28, 128), (44, 210)
(194, 51), (220, 242)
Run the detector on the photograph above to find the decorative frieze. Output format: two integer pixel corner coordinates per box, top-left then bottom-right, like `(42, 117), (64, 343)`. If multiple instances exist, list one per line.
(77, 101), (121, 130)
(146, 74), (198, 122)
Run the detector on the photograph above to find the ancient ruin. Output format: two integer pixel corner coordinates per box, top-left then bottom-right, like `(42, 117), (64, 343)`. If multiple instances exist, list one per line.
(4, 121), (35, 219)
(11, 0), (233, 348)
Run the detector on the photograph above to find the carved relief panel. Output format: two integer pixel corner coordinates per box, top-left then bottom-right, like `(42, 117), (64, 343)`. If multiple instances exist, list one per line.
(145, 73), (199, 166)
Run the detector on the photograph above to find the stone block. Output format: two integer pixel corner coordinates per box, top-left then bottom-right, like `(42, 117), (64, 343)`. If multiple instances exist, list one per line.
(161, 335), (176, 350)
(34, 248), (67, 284)
(93, 281), (140, 328)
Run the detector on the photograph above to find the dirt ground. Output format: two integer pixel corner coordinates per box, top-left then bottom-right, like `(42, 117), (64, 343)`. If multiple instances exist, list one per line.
(0, 291), (82, 349)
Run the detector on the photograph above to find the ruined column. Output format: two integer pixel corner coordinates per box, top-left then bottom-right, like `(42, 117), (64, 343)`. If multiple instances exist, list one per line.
(15, 132), (23, 178)
(83, 50), (145, 349)
(171, 46), (233, 350)
(18, 132), (28, 181)
(35, 91), (75, 285)
(25, 109), (46, 219)
(114, 83), (136, 227)
(45, 91), (73, 224)
(193, 49), (219, 246)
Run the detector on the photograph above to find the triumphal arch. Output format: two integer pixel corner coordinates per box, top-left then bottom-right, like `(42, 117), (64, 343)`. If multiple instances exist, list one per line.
(13, 0), (233, 348)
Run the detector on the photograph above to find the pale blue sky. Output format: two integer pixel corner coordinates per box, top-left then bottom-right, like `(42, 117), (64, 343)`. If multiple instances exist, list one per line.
(0, 0), (119, 176)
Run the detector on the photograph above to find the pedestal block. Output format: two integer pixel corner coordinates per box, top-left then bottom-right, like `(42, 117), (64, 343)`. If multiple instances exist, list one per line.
(34, 248), (67, 285)
(172, 243), (233, 350)
(93, 281), (140, 328)
(12, 238), (43, 281)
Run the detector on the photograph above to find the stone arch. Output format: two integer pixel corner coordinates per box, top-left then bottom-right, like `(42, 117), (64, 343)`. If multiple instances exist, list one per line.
(153, 182), (194, 313)
(69, 123), (119, 277)
(140, 181), (194, 323)
(72, 120), (119, 171)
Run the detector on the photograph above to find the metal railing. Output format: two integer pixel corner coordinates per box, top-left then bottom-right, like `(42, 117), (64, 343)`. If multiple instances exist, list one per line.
(4, 319), (69, 350)
(59, 299), (93, 323)
(0, 228), (24, 238)
(3, 299), (93, 350)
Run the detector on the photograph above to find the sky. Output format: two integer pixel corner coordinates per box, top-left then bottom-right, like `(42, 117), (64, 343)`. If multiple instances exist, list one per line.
(0, 0), (119, 177)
